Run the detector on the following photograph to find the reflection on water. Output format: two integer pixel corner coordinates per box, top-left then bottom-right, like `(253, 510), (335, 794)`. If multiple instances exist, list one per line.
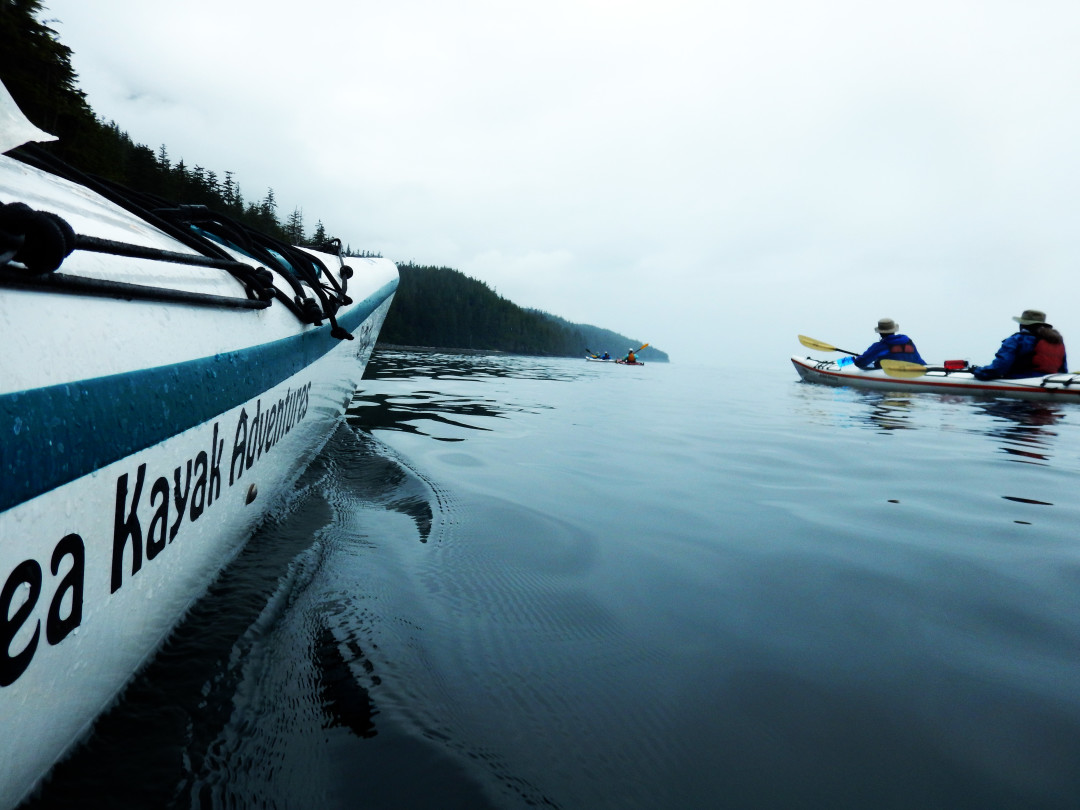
(346, 391), (502, 441)
(315, 623), (378, 740)
(791, 378), (1078, 533)
(334, 428), (437, 542)
(349, 349), (585, 440)
(854, 391), (917, 432)
(792, 380), (1070, 466)
(852, 393), (1065, 459)
(974, 399), (1063, 464)
(363, 348), (587, 382)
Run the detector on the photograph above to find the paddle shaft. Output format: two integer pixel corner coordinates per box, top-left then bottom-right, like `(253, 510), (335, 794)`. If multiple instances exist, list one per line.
(797, 335), (857, 355)
(879, 359), (969, 378)
(588, 343), (648, 359)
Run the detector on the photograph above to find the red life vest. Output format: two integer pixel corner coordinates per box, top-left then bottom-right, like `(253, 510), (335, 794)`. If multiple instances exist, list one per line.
(1032, 339), (1066, 373)
(888, 343), (916, 354)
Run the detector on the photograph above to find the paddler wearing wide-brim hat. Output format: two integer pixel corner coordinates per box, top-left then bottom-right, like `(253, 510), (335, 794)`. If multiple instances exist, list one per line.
(970, 308), (1068, 380)
(851, 317), (927, 370)
(1013, 308), (1049, 325)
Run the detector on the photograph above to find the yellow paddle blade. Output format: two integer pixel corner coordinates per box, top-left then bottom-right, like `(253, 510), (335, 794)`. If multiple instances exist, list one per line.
(637, 343), (649, 352)
(798, 335), (858, 355)
(879, 359), (928, 378)
(798, 334), (839, 352)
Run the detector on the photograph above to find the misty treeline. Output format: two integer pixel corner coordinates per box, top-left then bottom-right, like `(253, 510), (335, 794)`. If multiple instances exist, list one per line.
(381, 264), (584, 355)
(0, 0), (357, 251)
(0, 0), (664, 359)
(380, 264), (664, 360)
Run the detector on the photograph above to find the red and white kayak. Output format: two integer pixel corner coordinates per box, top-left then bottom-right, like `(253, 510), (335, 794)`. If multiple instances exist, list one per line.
(792, 355), (1080, 401)
(615, 360), (644, 365)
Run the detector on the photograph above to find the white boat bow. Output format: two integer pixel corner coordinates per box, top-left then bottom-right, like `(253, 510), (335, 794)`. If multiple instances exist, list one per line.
(0, 93), (398, 807)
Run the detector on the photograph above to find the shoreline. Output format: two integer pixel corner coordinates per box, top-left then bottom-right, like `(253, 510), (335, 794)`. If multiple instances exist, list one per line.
(373, 343), (669, 361)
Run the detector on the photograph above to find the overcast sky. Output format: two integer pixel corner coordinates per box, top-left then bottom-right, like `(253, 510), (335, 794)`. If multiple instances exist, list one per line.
(38, 0), (1080, 366)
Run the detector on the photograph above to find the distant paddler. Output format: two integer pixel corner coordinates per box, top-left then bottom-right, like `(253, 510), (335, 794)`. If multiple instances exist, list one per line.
(619, 342), (648, 364)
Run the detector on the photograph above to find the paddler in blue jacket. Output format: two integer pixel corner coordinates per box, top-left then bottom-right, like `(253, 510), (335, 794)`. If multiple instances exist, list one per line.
(852, 318), (927, 369)
(970, 309), (1067, 380)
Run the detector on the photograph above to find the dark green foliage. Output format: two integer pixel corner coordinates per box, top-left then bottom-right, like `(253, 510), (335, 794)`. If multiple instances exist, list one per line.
(378, 264), (571, 354)
(0, 0), (316, 245)
(530, 310), (669, 362)
(0, 0), (99, 168)
(379, 264), (666, 359)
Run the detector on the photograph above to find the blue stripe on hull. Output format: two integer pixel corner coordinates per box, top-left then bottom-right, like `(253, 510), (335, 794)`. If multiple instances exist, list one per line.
(0, 280), (396, 514)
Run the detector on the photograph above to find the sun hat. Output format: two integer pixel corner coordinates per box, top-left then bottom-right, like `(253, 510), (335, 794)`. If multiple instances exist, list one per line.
(1013, 309), (1047, 325)
(875, 318), (898, 334)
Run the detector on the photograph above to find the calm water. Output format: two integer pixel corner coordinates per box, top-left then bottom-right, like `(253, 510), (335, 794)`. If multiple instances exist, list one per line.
(23, 350), (1080, 809)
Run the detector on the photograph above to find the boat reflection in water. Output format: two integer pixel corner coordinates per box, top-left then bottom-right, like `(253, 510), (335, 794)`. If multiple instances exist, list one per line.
(851, 391), (918, 433)
(971, 398), (1063, 465)
(791, 378), (1075, 524)
(839, 390), (1067, 465)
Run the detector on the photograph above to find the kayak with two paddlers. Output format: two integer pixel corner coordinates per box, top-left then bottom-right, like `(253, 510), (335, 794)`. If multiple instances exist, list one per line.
(793, 334), (1080, 401)
(587, 342), (649, 365)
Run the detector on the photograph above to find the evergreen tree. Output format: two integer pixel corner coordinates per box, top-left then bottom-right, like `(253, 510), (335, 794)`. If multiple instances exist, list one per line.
(260, 188), (277, 219)
(0, 0), (97, 168)
(258, 188), (279, 235)
(221, 171), (236, 207)
(285, 207), (304, 245)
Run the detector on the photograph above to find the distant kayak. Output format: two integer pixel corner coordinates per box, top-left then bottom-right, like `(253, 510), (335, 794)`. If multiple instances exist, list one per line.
(586, 356), (614, 362)
(792, 355), (1080, 401)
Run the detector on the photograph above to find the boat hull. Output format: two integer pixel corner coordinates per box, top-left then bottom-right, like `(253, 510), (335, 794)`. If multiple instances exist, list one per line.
(791, 355), (1080, 401)
(0, 151), (398, 808)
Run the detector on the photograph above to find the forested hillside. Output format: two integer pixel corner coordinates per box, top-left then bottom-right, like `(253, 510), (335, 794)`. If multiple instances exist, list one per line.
(530, 311), (669, 362)
(1, 1), (668, 360)
(378, 264), (665, 360)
